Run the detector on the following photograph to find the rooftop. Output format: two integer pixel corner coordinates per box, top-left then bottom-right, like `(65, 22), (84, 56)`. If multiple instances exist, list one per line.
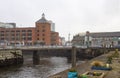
(89, 32), (120, 37)
(36, 13), (50, 23)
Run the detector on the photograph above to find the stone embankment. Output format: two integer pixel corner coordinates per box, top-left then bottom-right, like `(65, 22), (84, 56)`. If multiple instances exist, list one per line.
(0, 49), (23, 67)
(48, 51), (120, 78)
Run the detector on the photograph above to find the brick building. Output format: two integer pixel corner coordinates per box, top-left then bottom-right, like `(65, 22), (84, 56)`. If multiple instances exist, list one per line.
(0, 13), (60, 46)
(51, 31), (59, 45)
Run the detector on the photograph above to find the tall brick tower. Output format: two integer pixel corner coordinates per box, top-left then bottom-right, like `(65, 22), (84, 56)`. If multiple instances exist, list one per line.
(35, 13), (51, 45)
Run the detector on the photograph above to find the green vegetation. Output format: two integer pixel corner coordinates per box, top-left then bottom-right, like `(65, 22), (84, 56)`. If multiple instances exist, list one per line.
(106, 55), (113, 64)
(78, 74), (88, 78)
(112, 49), (119, 58)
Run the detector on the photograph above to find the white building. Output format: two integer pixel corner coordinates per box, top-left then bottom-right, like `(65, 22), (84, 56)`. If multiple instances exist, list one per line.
(72, 31), (120, 47)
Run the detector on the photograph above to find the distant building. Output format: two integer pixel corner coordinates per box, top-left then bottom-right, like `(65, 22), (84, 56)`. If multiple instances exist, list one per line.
(51, 31), (59, 45)
(59, 37), (66, 45)
(72, 31), (120, 47)
(0, 13), (60, 46)
(72, 34), (85, 46)
(48, 20), (55, 32)
(0, 22), (16, 28)
(0, 40), (8, 48)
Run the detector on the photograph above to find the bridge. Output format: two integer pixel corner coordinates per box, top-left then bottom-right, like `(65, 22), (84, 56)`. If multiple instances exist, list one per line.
(0, 46), (118, 65)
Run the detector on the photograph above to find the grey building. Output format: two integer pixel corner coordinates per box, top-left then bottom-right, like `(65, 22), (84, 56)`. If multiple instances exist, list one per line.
(72, 31), (120, 47)
(0, 22), (16, 28)
(48, 20), (55, 32)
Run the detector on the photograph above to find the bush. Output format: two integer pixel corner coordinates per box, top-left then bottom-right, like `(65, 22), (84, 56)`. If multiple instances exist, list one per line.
(78, 74), (88, 78)
(106, 55), (112, 64)
(112, 49), (119, 58)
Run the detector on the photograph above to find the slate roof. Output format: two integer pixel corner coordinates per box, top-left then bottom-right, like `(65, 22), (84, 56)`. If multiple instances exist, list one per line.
(36, 13), (49, 23)
(89, 32), (120, 37)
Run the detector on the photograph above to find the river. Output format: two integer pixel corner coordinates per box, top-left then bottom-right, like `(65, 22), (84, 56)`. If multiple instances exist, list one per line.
(0, 55), (85, 78)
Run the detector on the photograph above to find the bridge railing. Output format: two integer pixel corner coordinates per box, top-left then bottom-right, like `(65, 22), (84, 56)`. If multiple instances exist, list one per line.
(0, 45), (73, 49)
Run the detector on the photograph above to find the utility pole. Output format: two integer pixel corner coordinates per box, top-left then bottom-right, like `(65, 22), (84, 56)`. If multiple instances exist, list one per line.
(86, 31), (90, 48)
(68, 33), (71, 46)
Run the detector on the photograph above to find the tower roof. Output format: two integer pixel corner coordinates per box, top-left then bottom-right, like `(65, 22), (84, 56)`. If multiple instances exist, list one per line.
(36, 13), (49, 23)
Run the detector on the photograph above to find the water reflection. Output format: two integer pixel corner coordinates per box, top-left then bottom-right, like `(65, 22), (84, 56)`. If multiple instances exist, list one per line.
(0, 56), (83, 78)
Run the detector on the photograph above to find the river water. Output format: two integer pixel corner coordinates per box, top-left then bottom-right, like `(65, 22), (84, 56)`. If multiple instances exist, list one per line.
(0, 56), (85, 78)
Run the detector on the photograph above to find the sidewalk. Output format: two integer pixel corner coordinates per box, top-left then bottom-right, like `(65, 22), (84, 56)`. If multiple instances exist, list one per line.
(48, 51), (120, 78)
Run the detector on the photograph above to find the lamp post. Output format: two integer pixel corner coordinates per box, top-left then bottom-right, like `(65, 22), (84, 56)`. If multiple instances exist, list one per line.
(68, 33), (71, 46)
(86, 31), (90, 48)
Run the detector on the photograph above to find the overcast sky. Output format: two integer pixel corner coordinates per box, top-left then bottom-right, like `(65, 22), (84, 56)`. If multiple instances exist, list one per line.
(0, 0), (120, 40)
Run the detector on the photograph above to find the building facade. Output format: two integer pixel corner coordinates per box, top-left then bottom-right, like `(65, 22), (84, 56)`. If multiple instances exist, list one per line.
(51, 31), (59, 45)
(72, 31), (120, 47)
(0, 13), (60, 46)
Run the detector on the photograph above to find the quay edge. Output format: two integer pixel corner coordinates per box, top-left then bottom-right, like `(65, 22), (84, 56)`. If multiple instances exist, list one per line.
(0, 49), (24, 67)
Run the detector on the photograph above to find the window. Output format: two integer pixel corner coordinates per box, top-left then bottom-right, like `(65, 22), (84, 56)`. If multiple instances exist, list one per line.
(16, 30), (20, 32)
(28, 37), (32, 40)
(22, 37), (26, 40)
(28, 33), (32, 36)
(22, 34), (26, 36)
(12, 38), (15, 40)
(0, 31), (4, 35)
(27, 30), (32, 32)
(37, 38), (39, 40)
(42, 38), (45, 41)
(6, 32), (10, 34)
(22, 30), (26, 32)
(6, 34), (9, 36)
(1, 34), (4, 36)
(1, 38), (4, 40)
(42, 30), (45, 32)
(42, 34), (45, 36)
(16, 38), (20, 40)
(11, 30), (15, 32)
(37, 34), (39, 36)
(42, 25), (45, 28)
(16, 34), (20, 36)
(1, 31), (4, 33)
(6, 38), (9, 40)
(37, 30), (39, 32)
(12, 34), (15, 36)
(6, 30), (9, 32)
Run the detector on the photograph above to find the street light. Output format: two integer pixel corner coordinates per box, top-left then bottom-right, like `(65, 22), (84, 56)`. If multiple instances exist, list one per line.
(68, 33), (71, 46)
(86, 31), (90, 48)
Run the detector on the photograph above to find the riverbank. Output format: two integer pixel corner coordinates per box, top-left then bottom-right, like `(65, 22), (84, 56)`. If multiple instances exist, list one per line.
(0, 50), (23, 67)
(48, 51), (120, 78)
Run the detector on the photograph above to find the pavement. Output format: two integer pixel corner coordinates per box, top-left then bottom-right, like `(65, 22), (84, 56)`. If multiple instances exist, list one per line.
(48, 51), (120, 78)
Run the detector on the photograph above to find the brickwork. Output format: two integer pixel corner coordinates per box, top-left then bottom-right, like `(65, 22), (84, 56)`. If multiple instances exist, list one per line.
(0, 14), (59, 46)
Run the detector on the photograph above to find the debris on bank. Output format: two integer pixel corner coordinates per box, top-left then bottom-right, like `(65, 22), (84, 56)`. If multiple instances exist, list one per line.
(0, 49), (23, 67)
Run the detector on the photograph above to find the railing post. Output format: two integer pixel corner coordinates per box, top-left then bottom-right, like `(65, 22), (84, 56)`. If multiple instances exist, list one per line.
(72, 46), (76, 68)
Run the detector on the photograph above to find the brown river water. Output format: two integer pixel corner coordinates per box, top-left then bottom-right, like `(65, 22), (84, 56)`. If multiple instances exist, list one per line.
(0, 55), (84, 78)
